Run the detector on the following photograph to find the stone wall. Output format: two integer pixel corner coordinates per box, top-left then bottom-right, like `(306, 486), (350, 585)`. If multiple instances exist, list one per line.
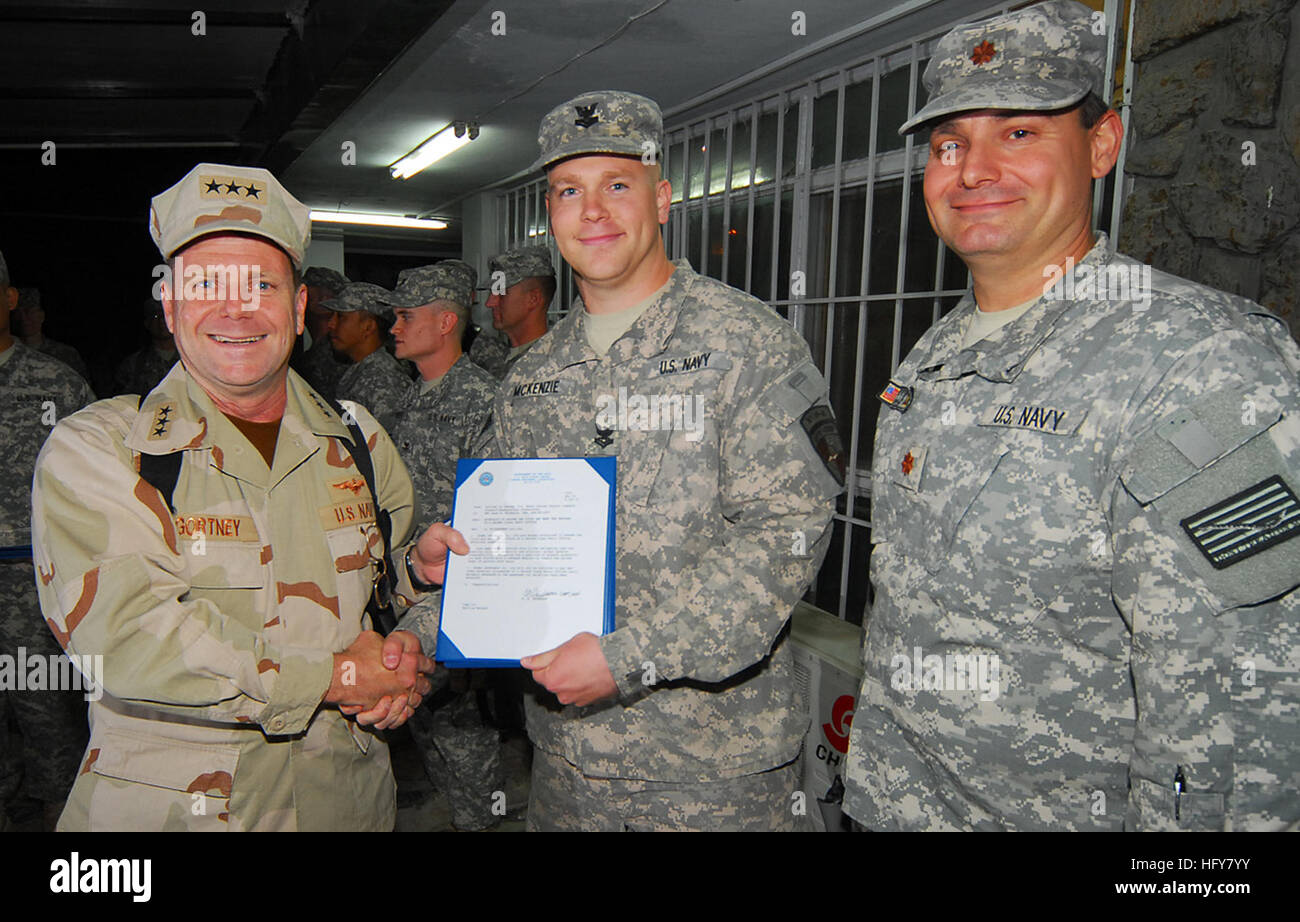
(1118, 0), (1300, 341)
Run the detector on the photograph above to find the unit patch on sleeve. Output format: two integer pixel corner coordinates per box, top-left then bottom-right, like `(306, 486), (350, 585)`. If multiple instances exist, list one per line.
(1180, 475), (1300, 569)
(800, 404), (846, 487)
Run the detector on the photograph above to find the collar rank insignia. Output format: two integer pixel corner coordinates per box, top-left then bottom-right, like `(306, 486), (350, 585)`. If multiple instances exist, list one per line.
(878, 382), (914, 413)
(574, 104), (600, 128)
(593, 424), (615, 448)
(148, 403), (175, 440)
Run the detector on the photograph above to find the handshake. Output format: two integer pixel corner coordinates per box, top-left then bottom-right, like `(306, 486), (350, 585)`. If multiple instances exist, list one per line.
(325, 629), (435, 730)
(322, 524), (467, 729)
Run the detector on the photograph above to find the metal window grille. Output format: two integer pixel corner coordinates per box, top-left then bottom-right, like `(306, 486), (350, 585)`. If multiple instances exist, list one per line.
(492, 0), (1131, 624)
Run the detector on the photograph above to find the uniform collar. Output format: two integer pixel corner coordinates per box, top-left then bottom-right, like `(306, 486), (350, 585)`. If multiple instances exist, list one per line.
(544, 259), (691, 369)
(917, 234), (1114, 384)
(128, 363), (351, 486)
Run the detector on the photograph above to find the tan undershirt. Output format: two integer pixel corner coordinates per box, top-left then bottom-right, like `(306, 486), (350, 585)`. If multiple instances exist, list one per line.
(962, 296), (1039, 348)
(583, 277), (672, 356)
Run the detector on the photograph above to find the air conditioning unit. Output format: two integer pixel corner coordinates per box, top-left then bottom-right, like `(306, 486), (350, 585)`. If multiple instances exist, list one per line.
(791, 600), (864, 832)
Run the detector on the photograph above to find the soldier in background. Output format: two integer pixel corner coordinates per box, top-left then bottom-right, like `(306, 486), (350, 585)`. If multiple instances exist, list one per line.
(381, 263), (504, 830)
(0, 251), (94, 831)
(13, 288), (91, 384)
(326, 281), (409, 432)
(401, 90), (844, 831)
(459, 254), (511, 381)
(113, 299), (177, 396)
(841, 0), (1300, 831)
(483, 245), (554, 377)
(293, 266), (349, 400)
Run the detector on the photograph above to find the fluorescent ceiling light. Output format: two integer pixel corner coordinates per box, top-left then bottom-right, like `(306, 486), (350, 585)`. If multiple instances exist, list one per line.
(390, 121), (479, 179)
(310, 211), (448, 230)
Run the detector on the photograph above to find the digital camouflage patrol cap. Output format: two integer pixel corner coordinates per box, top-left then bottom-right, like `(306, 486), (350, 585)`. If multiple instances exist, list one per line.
(324, 281), (393, 319)
(899, 0), (1107, 135)
(378, 263), (473, 310)
(303, 266), (349, 294)
(487, 246), (555, 291)
(149, 162), (313, 267)
(532, 90), (664, 172)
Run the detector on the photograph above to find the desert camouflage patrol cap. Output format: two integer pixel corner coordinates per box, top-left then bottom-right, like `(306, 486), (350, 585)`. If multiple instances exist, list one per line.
(303, 266), (349, 294)
(532, 90), (664, 172)
(378, 262), (472, 310)
(487, 246), (555, 291)
(149, 162), (312, 267)
(323, 281), (393, 319)
(899, 0), (1107, 135)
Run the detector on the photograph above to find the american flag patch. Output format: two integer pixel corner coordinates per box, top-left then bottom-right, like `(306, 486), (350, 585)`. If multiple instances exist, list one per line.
(1180, 475), (1300, 570)
(879, 382), (913, 412)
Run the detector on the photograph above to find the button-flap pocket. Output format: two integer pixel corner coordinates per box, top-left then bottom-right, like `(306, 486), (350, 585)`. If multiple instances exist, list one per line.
(93, 728), (240, 795)
(187, 541), (264, 589)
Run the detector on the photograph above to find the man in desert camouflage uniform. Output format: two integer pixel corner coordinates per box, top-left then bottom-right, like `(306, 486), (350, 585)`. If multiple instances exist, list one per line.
(382, 262), (503, 830)
(0, 250), (95, 831)
(405, 90), (845, 831)
(326, 280), (409, 432)
(30, 163), (447, 831)
(484, 245), (554, 376)
(294, 266), (349, 400)
(842, 0), (1300, 831)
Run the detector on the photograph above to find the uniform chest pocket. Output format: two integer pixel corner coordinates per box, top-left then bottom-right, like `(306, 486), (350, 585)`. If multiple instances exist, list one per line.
(186, 542), (265, 590)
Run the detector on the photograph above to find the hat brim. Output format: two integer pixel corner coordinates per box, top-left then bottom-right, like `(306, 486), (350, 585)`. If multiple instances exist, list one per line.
(899, 79), (1091, 135)
(530, 142), (654, 173)
(165, 224), (306, 269)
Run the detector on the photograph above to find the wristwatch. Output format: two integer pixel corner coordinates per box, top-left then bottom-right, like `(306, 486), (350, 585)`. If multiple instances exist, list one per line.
(405, 547), (438, 592)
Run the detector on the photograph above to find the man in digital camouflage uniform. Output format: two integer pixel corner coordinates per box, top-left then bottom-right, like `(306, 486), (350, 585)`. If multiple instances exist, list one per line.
(0, 250), (95, 831)
(326, 280), (410, 433)
(404, 90), (845, 831)
(13, 288), (92, 385)
(842, 0), (1300, 831)
(30, 163), (448, 831)
(461, 254), (511, 380)
(114, 298), (178, 397)
(294, 266), (349, 401)
(484, 245), (554, 376)
(381, 262), (503, 830)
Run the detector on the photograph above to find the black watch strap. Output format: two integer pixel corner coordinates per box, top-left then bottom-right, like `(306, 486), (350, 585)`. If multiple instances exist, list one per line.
(406, 548), (438, 592)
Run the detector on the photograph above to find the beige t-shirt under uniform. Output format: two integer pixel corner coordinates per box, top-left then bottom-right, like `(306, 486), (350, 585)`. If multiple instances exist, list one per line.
(962, 296), (1040, 348)
(584, 276), (673, 356)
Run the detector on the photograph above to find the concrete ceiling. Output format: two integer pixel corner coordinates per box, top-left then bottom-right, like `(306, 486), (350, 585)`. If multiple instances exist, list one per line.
(283, 0), (951, 232)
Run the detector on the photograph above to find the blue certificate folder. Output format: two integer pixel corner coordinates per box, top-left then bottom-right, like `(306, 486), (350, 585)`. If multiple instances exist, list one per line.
(435, 457), (616, 668)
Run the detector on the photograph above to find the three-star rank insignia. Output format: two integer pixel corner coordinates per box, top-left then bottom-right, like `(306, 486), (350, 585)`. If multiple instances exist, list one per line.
(147, 403), (175, 441)
(970, 40), (996, 65)
(198, 174), (265, 201)
(574, 104), (600, 128)
(878, 381), (914, 413)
